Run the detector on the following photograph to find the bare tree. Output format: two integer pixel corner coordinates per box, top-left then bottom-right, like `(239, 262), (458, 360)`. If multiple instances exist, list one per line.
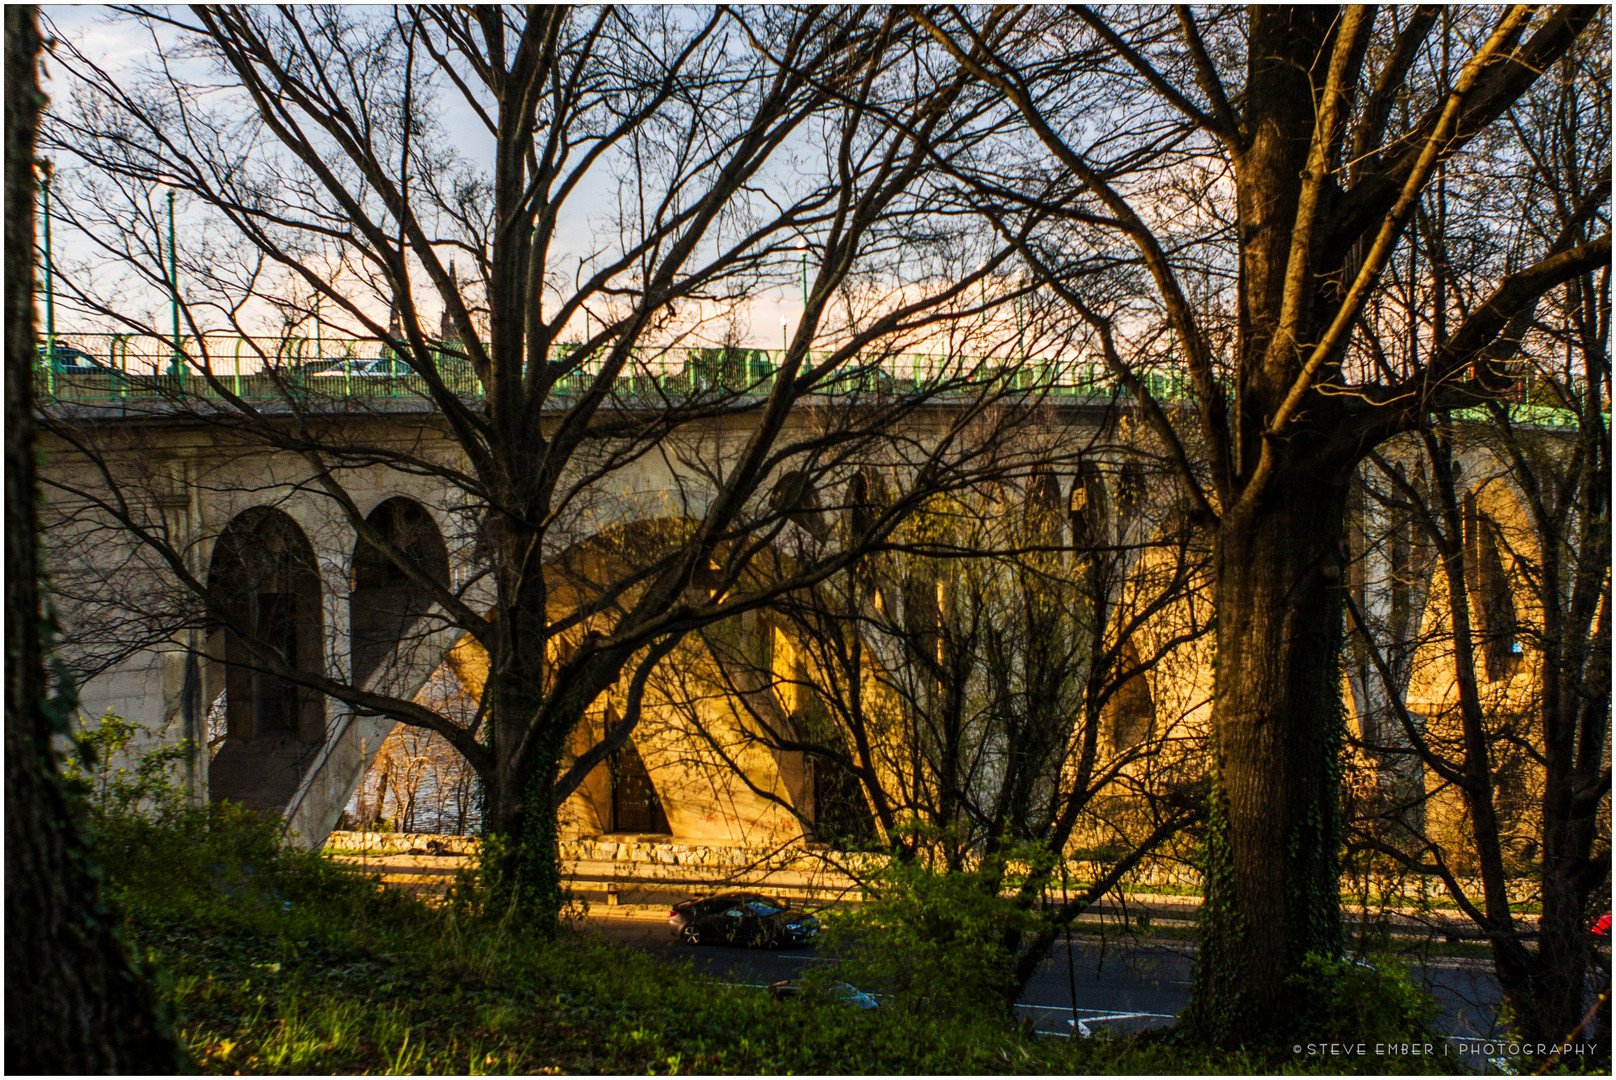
(1340, 46), (1611, 1052)
(660, 423), (1211, 1000)
(1345, 418), (1610, 1055)
(1336, 25), (1610, 1052)
(38, 5), (1053, 930)
(914, 4), (1609, 1040)
(349, 668), (483, 835)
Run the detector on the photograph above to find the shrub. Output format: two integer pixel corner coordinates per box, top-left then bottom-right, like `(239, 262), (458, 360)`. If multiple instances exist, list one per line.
(71, 718), (1449, 1073)
(1282, 952), (1440, 1058)
(63, 710), (193, 816)
(817, 839), (1049, 1019)
(65, 713), (415, 946)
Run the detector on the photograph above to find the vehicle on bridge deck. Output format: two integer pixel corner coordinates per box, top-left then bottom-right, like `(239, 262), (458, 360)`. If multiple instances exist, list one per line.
(38, 342), (104, 374)
(669, 891), (821, 948)
(302, 356), (412, 379)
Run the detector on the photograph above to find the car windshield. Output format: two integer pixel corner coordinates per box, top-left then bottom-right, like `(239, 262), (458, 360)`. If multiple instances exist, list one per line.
(745, 899), (783, 916)
(42, 347), (97, 367)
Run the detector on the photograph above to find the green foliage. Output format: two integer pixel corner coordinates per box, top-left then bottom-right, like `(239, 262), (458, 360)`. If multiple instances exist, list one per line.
(1283, 954), (1439, 1053)
(80, 729), (1446, 1074)
(68, 715), (409, 949)
(818, 837), (1048, 1019)
(63, 711), (194, 816)
(100, 801), (1452, 1074)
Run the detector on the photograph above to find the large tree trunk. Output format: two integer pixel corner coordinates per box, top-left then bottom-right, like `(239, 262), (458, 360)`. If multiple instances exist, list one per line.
(1523, 862), (1596, 1050)
(4, 7), (187, 1071)
(1188, 9), (1352, 1043)
(1499, 565), (1608, 1054)
(479, 510), (570, 935)
(484, 723), (571, 937)
(1191, 472), (1350, 1042)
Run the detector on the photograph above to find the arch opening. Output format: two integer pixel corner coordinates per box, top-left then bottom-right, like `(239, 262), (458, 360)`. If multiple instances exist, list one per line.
(1070, 462), (1109, 549)
(1026, 468), (1064, 548)
(206, 506), (325, 809)
(1106, 642), (1156, 753)
(770, 469), (829, 541)
(1464, 493), (1520, 681)
(607, 734), (670, 835)
(351, 497), (450, 687)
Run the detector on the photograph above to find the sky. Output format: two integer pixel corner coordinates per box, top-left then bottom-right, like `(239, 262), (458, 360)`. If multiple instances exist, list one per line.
(34, 5), (840, 364)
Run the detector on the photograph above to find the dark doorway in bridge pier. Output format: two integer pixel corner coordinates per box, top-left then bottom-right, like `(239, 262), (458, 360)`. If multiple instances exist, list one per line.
(608, 737), (669, 835)
(206, 507), (326, 811)
(808, 751), (877, 849)
(350, 498), (450, 688)
(1070, 462), (1109, 549)
(1106, 641), (1156, 753)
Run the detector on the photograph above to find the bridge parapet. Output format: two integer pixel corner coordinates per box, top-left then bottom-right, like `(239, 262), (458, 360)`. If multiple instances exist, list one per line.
(37, 331), (1601, 430)
(34, 331), (1190, 409)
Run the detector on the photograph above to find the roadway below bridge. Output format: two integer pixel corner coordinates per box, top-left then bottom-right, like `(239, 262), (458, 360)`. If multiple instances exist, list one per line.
(327, 845), (1540, 1058)
(575, 913), (1512, 1051)
(328, 846), (1518, 945)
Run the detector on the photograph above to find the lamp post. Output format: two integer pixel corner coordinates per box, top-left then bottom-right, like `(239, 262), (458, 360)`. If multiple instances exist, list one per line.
(794, 247), (808, 368)
(780, 314), (790, 356)
(1016, 273), (1026, 364)
(157, 180), (181, 377)
(38, 160), (55, 364)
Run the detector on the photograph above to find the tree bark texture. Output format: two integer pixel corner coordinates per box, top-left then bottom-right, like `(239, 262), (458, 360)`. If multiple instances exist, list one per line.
(4, 7), (187, 1071)
(1192, 473), (1351, 1040)
(1188, 9), (1353, 1041)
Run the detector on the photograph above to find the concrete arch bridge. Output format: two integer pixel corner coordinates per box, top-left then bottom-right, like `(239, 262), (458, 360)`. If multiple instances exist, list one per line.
(35, 332), (1566, 852)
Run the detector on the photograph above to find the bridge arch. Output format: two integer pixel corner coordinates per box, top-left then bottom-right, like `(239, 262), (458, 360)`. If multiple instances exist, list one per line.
(769, 469), (829, 541)
(1026, 468), (1064, 548)
(844, 467), (892, 540)
(1463, 476), (1535, 682)
(206, 505), (326, 809)
(1107, 640), (1157, 752)
(1069, 460), (1110, 549)
(350, 496), (450, 687)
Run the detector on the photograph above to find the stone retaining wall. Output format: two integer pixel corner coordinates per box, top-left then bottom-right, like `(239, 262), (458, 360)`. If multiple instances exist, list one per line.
(324, 831), (1206, 889)
(326, 830), (479, 855)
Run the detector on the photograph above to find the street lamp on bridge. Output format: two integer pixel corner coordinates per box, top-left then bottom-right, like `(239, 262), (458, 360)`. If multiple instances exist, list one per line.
(36, 159), (54, 366)
(155, 178), (182, 378)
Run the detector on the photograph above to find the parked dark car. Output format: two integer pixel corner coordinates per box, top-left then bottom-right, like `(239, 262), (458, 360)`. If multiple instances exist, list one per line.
(668, 891), (820, 947)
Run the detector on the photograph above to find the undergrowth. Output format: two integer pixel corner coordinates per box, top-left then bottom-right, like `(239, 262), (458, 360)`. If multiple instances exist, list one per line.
(76, 715), (1465, 1075)
(101, 816), (1456, 1074)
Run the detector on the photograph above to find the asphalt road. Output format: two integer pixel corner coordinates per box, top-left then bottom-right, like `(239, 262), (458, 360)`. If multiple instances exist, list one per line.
(577, 915), (1510, 1044)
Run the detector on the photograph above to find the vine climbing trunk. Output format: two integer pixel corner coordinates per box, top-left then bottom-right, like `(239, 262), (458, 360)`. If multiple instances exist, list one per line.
(479, 506), (574, 936)
(1186, 8), (1356, 1043)
(1192, 470), (1351, 1042)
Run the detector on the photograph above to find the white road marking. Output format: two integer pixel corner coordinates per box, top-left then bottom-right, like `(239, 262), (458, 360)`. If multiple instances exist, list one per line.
(1015, 1002), (1177, 1019)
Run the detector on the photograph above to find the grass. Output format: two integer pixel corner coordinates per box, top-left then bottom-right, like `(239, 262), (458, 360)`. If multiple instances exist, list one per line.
(95, 804), (1508, 1075)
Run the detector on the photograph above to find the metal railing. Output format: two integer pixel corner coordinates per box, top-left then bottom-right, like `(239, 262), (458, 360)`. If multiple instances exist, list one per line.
(32, 331), (1595, 427)
(33, 331), (1171, 406)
